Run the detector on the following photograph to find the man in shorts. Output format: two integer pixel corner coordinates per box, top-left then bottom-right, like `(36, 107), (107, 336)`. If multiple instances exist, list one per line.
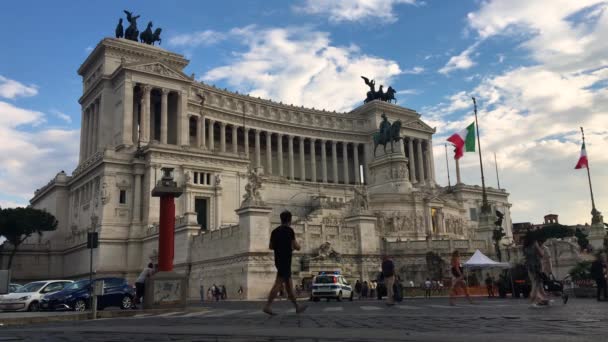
(263, 210), (307, 315)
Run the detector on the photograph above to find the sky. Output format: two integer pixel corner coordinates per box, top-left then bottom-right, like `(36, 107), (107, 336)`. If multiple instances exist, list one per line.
(0, 0), (607, 225)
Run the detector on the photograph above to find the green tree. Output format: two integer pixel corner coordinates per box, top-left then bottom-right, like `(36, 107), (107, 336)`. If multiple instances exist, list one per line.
(0, 207), (57, 269)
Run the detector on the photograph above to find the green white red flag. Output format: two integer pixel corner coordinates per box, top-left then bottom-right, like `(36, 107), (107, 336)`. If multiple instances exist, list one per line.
(446, 122), (475, 160)
(574, 142), (588, 169)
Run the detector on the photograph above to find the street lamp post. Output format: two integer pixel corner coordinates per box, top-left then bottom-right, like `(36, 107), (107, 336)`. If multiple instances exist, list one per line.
(88, 214), (99, 318)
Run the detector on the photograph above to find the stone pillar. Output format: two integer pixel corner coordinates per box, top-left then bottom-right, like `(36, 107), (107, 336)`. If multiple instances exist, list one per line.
(177, 91), (189, 146)
(161, 89), (169, 144)
(141, 85), (151, 143)
(122, 80), (133, 146)
(244, 128), (250, 158)
(342, 142), (349, 184)
(266, 132), (273, 174)
(455, 158), (462, 184)
(87, 105), (94, 156)
(331, 140), (338, 183)
(321, 139), (328, 183)
(201, 117), (206, 149)
(416, 139), (424, 184)
(79, 108), (86, 162)
(429, 139), (436, 183)
(82, 108), (90, 159)
(215, 187), (222, 229)
(277, 134), (284, 177)
(132, 161), (145, 223)
(208, 119), (215, 151)
(288, 135), (295, 180)
(91, 101), (99, 154)
(232, 125), (238, 154)
(310, 139), (317, 182)
(196, 116), (203, 147)
(408, 138), (416, 183)
(425, 140), (434, 185)
(254, 129), (261, 169)
(353, 143), (360, 184)
(220, 122), (227, 152)
(299, 136), (306, 181)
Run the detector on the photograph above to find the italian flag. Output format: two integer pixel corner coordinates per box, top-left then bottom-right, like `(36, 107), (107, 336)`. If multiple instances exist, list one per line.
(574, 142), (588, 169)
(447, 122), (476, 160)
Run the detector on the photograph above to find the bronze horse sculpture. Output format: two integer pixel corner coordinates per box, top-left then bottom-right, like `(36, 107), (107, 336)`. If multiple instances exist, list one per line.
(140, 22), (162, 45)
(373, 120), (402, 155)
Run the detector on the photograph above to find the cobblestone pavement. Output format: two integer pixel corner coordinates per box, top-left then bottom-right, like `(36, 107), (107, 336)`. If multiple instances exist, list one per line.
(0, 298), (605, 341)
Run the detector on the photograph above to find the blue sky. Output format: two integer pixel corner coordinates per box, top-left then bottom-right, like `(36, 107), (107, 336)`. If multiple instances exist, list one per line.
(1, 0), (607, 224)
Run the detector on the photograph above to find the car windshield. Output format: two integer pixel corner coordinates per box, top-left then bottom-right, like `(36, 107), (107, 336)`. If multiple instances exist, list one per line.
(65, 280), (91, 290)
(315, 276), (336, 284)
(15, 282), (46, 293)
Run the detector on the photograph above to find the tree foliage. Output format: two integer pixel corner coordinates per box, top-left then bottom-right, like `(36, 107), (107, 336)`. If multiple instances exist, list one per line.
(0, 207), (57, 269)
(569, 260), (592, 281)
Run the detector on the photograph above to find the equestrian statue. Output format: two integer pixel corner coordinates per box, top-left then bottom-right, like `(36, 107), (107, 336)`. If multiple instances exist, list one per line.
(361, 76), (397, 104)
(373, 113), (402, 155)
(118, 11), (162, 45)
(140, 21), (162, 45)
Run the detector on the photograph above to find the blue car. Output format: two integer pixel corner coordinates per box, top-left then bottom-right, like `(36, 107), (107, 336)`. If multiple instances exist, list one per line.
(40, 277), (135, 311)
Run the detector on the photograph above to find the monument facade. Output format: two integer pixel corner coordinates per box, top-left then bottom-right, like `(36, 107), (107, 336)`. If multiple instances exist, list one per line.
(5, 38), (513, 299)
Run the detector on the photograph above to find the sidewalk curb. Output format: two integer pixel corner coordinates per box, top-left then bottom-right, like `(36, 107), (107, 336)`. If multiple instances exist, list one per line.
(0, 307), (209, 327)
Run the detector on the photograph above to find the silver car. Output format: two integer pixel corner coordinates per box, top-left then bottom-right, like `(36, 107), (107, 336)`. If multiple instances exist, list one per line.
(0, 280), (73, 311)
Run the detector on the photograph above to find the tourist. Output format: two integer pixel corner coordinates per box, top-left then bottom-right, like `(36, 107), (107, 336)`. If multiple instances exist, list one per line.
(262, 210), (307, 315)
(362, 281), (369, 298)
(238, 286), (244, 300)
(199, 284), (205, 303)
(370, 280), (377, 299)
(222, 285), (227, 300)
(449, 250), (473, 306)
(424, 278), (432, 298)
(382, 255), (396, 306)
(134, 263), (154, 307)
(590, 252), (608, 301)
(523, 234), (549, 307)
(355, 280), (362, 300)
(485, 273), (495, 298)
(212, 283), (220, 302)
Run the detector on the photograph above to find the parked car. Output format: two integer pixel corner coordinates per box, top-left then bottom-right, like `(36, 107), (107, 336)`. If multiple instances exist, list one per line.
(40, 277), (135, 311)
(310, 272), (353, 302)
(8, 284), (22, 293)
(0, 280), (73, 312)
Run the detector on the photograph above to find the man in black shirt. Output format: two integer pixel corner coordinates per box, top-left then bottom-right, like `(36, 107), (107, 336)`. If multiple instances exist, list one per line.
(263, 210), (307, 315)
(381, 255), (396, 305)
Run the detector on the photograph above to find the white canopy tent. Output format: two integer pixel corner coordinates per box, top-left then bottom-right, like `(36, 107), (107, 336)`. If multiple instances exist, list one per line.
(463, 250), (510, 269)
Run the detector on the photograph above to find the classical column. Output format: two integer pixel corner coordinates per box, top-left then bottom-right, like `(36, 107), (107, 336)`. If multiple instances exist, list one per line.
(353, 143), (360, 184)
(244, 128), (250, 158)
(220, 122), (227, 152)
(208, 119), (215, 151)
(425, 141), (433, 185)
(299, 136), (305, 181)
(331, 140), (338, 183)
(122, 80), (133, 146)
(141, 85), (151, 143)
(277, 134), (284, 176)
(408, 137), (416, 183)
(266, 132), (272, 174)
(177, 91), (189, 146)
(321, 139), (328, 183)
(232, 125), (238, 154)
(201, 116), (206, 149)
(79, 108), (86, 162)
(416, 139), (424, 183)
(87, 104), (94, 156)
(288, 135), (295, 180)
(455, 158), (462, 184)
(196, 116), (203, 147)
(342, 142), (349, 184)
(310, 139), (317, 182)
(92, 100), (99, 153)
(254, 129), (261, 168)
(132, 163), (145, 223)
(160, 89), (169, 144)
(429, 139), (436, 183)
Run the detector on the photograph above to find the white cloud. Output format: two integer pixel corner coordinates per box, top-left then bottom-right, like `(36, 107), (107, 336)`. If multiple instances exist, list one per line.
(202, 27), (402, 112)
(0, 75), (38, 99)
(168, 30), (226, 47)
(0, 101), (79, 202)
(438, 42), (479, 75)
(50, 109), (72, 123)
(403, 66), (424, 74)
(294, 0), (420, 23)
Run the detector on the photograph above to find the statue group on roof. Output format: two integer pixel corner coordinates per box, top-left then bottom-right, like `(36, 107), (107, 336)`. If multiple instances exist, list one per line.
(361, 76), (397, 104)
(115, 10), (162, 46)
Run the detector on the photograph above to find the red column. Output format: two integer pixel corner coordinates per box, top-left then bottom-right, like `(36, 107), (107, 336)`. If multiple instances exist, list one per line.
(158, 195), (176, 272)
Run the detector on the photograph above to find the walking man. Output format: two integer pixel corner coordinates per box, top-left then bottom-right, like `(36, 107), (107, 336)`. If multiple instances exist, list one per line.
(263, 210), (307, 315)
(134, 263), (154, 307)
(485, 273), (495, 298)
(382, 255), (396, 306)
(424, 278), (432, 299)
(591, 252), (608, 301)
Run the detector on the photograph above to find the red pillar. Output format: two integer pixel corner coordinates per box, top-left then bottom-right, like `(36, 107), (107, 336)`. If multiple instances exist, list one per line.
(158, 195), (176, 272)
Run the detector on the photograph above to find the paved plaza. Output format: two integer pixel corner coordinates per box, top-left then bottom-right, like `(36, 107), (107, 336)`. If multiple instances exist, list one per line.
(0, 298), (605, 341)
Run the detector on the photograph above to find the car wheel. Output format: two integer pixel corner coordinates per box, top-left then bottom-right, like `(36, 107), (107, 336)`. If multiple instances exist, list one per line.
(349, 292), (354, 301)
(337, 292), (342, 302)
(74, 299), (87, 312)
(28, 301), (40, 312)
(120, 295), (133, 310)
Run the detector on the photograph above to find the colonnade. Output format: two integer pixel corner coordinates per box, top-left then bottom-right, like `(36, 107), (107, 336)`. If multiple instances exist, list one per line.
(80, 97), (100, 161)
(402, 137), (435, 184)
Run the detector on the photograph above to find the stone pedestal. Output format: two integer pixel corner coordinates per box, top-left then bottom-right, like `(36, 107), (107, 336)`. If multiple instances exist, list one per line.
(475, 211), (495, 244)
(367, 142), (412, 195)
(236, 206), (273, 253)
(144, 271), (188, 309)
(587, 222), (606, 250)
(345, 214), (379, 255)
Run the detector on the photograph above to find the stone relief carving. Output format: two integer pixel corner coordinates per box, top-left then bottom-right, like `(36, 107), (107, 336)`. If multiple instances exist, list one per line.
(134, 63), (186, 80)
(312, 242), (341, 261)
(321, 215), (343, 226)
(100, 182), (110, 205)
(349, 185), (369, 214)
(215, 174), (222, 187)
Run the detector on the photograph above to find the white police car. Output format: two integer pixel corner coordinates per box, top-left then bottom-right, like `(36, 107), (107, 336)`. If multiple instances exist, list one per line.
(311, 272), (353, 302)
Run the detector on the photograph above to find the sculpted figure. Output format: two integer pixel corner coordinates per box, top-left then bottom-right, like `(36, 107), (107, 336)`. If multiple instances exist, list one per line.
(241, 167), (264, 207)
(123, 10), (140, 41)
(115, 18), (124, 38)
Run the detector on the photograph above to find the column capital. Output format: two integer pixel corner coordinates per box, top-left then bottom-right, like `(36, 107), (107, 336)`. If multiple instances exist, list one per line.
(161, 88), (170, 96)
(220, 121), (227, 128)
(142, 84), (152, 94)
(288, 134), (295, 141)
(209, 118), (215, 124)
(277, 132), (283, 138)
(244, 127), (250, 133)
(331, 140), (337, 146)
(254, 129), (260, 136)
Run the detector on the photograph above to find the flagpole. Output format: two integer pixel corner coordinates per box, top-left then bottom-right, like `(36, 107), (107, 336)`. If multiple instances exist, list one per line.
(444, 143), (452, 189)
(581, 127), (599, 219)
(494, 152), (501, 190)
(472, 97), (491, 214)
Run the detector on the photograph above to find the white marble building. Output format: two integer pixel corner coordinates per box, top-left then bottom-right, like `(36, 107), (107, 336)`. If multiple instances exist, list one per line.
(4, 38), (513, 299)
